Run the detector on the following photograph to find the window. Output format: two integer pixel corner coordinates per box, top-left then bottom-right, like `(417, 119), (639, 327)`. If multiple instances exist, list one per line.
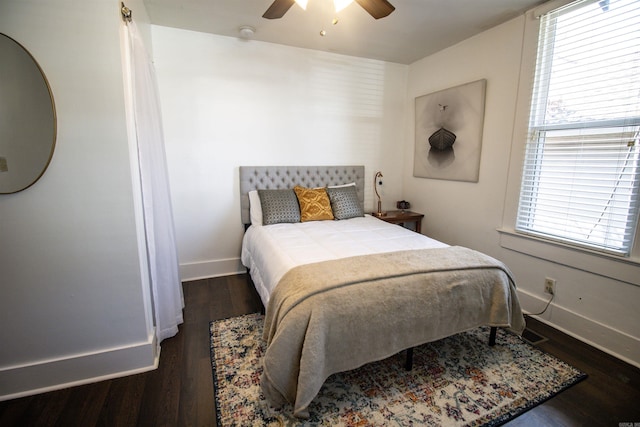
(517, 0), (640, 256)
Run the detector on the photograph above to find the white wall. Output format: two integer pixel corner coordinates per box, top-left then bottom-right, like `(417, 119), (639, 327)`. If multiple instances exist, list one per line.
(152, 26), (409, 280)
(405, 16), (640, 366)
(0, 0), (157, 399)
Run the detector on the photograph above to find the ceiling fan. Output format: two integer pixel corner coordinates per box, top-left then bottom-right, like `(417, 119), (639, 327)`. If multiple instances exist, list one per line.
(262, 0), (395, 20)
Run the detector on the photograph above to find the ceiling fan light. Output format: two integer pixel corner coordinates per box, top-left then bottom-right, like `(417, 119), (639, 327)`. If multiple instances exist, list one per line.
(294, 0), (308, 10)
(333, 0), (353, 12)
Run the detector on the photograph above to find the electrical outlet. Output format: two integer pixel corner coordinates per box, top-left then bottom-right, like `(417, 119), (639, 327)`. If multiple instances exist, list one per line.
(544, 277), (556, 295)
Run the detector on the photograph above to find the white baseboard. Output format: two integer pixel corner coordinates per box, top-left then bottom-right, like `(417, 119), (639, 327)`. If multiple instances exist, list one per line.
(0, 334), (159, 401)
(517, 289), (640, 369)
(180, 257), (246, 282)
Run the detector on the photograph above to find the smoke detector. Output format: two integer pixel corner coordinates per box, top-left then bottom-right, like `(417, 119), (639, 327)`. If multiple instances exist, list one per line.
(239, 26), (256, 39)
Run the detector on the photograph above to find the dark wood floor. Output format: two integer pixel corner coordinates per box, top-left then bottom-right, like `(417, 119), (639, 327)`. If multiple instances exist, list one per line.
(1, 274), (639, 426)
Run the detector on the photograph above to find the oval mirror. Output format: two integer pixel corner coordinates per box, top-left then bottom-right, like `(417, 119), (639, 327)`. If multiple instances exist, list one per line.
(0, 33), (56, 194)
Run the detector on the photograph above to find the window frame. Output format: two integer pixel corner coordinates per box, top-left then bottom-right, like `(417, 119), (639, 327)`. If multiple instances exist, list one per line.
(499, 0), (640, 286)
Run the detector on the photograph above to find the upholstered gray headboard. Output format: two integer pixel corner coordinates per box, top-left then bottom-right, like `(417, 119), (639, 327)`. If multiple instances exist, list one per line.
(239, 165), (365, 225)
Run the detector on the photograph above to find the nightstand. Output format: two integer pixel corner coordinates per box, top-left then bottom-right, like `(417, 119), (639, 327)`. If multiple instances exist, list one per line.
(373, 210), (424, 233)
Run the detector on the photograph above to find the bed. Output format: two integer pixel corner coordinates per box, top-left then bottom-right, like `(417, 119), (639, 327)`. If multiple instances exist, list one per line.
(239, 165), (525, 418)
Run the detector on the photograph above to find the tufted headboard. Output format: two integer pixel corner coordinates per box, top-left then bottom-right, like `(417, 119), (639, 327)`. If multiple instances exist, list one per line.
(239, 165), (365, 225)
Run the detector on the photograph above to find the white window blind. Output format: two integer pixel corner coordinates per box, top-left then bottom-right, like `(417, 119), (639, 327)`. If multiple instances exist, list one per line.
(517, 0), (640, 255)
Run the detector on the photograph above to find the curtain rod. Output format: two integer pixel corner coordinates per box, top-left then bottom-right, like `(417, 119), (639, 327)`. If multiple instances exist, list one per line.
(121, 2), (132, 22)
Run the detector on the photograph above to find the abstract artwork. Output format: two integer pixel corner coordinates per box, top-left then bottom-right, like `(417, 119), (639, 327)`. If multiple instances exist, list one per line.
(413, 79), (486, 182)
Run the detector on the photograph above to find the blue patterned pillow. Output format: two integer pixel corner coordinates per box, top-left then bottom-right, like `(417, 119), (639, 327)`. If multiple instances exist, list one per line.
(326, 185), (363, 220)
(258, 189), (301, 225)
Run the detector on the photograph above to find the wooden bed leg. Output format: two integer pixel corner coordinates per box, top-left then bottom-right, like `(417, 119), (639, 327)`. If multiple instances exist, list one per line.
(405, 347), (414, 371)
(489, 327), (497, 346)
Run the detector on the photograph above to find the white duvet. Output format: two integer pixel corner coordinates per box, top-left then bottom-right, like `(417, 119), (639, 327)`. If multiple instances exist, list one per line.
(241, 215), (448, 306)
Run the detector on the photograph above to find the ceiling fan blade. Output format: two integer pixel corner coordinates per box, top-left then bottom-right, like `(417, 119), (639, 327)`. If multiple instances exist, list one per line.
(354, 0), (395, 19)
(263, 0), (296, 19)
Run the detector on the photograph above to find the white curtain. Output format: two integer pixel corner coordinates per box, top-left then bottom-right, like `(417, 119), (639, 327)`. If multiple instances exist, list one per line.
(123, 19), (183, 342)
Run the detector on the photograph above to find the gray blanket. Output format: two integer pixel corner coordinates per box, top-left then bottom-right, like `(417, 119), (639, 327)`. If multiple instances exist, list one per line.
(261, 246), (525, 418)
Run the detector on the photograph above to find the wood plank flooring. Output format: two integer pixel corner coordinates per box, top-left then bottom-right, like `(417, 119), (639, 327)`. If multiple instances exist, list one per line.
(1, 274), (638, 426)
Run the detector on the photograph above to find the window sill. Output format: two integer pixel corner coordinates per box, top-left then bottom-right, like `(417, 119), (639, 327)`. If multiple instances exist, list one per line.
(497, 228), (640, 287)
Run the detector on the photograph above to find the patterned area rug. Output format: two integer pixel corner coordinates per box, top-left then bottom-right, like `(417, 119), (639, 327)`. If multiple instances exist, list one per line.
(210, 313), (586, 426)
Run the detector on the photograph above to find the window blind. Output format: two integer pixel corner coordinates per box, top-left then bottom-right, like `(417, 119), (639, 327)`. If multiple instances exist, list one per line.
(516, 0), (640, 255)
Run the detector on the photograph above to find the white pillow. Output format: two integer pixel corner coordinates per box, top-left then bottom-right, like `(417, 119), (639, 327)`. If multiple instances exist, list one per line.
(328, 182), (356, 188)
(248, 190), (263, 226)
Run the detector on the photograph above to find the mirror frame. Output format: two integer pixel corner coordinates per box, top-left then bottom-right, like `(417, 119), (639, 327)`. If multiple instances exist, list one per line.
(0, 32), (57, 194)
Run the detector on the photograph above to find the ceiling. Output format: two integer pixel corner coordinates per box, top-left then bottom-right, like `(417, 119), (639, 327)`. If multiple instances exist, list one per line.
(143, 0), (546, 64)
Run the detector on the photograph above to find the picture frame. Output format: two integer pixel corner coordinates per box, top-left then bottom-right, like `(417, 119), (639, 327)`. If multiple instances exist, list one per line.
(413, 79), (486, 182)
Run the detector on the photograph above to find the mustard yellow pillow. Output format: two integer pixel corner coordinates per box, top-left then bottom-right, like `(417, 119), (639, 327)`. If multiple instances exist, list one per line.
(293, 186), (334, 222)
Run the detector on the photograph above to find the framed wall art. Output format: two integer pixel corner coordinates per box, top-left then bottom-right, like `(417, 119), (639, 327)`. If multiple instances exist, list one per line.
(413, 79), (486, 182)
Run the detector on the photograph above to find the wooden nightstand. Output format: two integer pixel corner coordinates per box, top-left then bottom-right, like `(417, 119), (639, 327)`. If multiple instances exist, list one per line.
(373, 210), (424, 233)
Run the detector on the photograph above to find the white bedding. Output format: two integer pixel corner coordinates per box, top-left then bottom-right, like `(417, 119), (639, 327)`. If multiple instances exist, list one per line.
(241, 214), (448, 306)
